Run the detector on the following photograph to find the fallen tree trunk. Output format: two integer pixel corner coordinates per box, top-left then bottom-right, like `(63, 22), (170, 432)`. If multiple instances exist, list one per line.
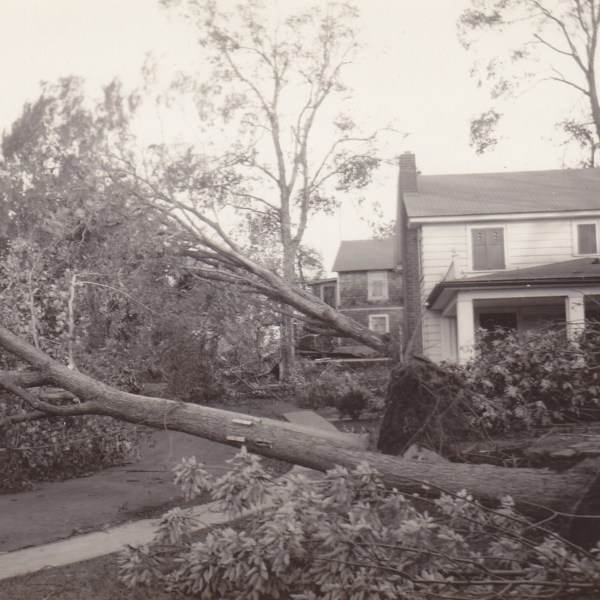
(0, 323), (599, 540)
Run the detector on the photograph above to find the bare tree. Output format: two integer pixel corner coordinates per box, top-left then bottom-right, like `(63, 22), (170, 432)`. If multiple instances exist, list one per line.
(140, 0), (383, 375)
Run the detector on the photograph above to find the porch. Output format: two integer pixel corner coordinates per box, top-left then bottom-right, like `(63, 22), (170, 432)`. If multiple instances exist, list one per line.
(425, 258), (600, 363)
(437, 289), (600, 362)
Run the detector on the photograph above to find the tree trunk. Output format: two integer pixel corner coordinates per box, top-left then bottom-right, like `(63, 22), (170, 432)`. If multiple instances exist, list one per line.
(278, 312), (296, 380)
(1, 323), (599, 542)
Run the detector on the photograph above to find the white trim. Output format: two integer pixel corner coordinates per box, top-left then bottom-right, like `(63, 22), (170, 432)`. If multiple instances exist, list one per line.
(368, 313), (390, 334)
(457, 286), (600, 302)
(572, 219), (600, 256)
(409, 209), (600, 227)
(466, 223), (508, 272)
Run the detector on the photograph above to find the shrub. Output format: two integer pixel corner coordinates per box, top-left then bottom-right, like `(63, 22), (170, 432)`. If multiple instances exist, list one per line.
(378, 358), (477, 455)
(0, 408), (140, 493)
(119, 449), (600, 599)
(456, 325), (600, 433)
(334, 388), (369, 421)
(294, 362), (382, 420)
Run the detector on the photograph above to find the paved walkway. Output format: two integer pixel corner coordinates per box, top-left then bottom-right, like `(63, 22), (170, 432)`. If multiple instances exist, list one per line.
(0, 499), (248, 580)
(0, 406), (359, 581)
(0, 428), (239, 554)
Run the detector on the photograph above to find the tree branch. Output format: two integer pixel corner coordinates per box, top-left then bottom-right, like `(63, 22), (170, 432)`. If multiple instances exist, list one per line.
(0, 381), (99, 418)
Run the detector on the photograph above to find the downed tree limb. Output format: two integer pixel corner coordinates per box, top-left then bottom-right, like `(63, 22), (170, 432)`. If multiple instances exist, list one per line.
(0, 323), (599, 541)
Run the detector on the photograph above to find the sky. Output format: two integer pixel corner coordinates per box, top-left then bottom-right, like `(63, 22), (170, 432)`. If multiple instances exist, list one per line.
(0, 0), (584, 272)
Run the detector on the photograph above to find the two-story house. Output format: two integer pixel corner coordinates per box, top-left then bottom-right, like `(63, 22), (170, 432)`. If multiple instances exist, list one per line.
(398, 151), (600, 362)
(302, 238), (403, 357)
(331, 238), (403, 348)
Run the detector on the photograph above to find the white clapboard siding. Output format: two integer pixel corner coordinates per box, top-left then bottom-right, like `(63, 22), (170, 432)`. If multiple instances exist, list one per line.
(418, 217), (592, 361)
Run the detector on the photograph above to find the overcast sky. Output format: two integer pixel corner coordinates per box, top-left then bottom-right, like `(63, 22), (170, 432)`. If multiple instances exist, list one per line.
(0, 0), (582, 271)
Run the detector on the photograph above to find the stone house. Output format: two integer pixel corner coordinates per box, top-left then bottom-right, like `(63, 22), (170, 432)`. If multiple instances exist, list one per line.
(303, 238), (403, 357)
(331, 238), (403, 346)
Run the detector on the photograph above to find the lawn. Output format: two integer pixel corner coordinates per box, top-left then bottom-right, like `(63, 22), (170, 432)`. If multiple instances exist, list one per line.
(0, 553), (183, 600)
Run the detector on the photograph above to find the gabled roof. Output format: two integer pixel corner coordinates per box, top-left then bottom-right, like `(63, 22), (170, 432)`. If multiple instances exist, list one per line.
(332, 238), (395, 272)
(427, 257), (600, 309)
(404, 168), (600, 219)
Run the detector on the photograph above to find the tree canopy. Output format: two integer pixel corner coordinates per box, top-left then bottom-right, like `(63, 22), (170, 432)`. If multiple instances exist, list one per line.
(137, 0), (386, 374)
(459, 0), (600, 166)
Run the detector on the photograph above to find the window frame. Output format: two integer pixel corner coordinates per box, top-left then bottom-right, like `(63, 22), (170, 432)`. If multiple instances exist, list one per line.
(321, 283), (337, 308)
(467, 224), (507, 272)
(367, 270), (389, 301)
(573, 220), (600, 256)
(368, 314), (390, 335)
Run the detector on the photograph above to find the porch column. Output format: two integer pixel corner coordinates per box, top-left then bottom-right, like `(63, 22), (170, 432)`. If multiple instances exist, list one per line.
(456, 297), (475, 362)
(565, 291), (585, 339)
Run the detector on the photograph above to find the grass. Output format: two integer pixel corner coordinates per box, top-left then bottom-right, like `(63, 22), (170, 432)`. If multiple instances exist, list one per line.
(0, 553), (185, 600)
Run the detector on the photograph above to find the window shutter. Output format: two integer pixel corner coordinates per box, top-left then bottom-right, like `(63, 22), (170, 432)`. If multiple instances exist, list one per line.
(472, 228), (505, 270)
(578, 223), (597, 255)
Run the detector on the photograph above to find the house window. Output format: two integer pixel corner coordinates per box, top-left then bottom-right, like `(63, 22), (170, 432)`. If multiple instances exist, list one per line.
(322, 284), (336, 308)
(577, 223), (598, 255)
(367, 271), (388, 300)
(472, 227), (505, 271)
(369, 314), (389, 334)
(479, 312), (517, 332)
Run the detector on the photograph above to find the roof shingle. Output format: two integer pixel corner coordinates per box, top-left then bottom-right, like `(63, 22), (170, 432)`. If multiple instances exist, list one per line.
(332, 238), (395, 272)
(405, 168), (600, 218)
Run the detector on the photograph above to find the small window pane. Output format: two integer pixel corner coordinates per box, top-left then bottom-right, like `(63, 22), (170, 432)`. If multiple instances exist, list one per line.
(322, 285), (336, 308)
(578, 224), (597, 255)
(369, 315), (389, 334)
(368, 271), (388, 300)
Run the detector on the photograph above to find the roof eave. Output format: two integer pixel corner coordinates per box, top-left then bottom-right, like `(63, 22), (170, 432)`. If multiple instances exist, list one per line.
(408, 208), (600, 227)
(427, 277), (600, 310)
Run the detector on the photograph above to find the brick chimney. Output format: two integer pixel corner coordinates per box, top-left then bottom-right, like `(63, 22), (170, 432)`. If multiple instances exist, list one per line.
(399, 151), (417, 193)
(396, 151), (423, 354)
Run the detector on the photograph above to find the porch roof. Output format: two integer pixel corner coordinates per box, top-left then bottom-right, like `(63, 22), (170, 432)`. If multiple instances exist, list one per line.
(427, 258), (600, 310)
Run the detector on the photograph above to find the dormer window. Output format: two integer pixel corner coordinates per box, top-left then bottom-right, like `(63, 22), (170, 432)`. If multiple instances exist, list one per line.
(471, 227), (505, 271)
(368, 271), (388, 300)
(577, 223), (598, 255)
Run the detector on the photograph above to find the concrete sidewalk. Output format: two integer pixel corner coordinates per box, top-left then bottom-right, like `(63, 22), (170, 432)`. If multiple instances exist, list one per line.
(0, 428), (239, 554)
(0, 406), (359, 581)
(0, 499), (242, 581)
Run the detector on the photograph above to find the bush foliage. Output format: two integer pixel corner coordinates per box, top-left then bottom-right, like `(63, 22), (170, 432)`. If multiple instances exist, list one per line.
(379, 325), (600, 456)
(119, 449), (600, 599)
(458, 325), (600, 433)
(295, 363), (385, 421)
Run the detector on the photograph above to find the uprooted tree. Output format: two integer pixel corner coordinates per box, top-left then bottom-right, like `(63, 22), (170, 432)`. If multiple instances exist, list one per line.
(1, 322), (600, 545)
(124, 0), (387, 377)
(1, 1), (397, 378)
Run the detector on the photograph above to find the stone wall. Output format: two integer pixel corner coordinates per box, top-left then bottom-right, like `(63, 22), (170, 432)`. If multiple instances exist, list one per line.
(338, 270), (402, 309)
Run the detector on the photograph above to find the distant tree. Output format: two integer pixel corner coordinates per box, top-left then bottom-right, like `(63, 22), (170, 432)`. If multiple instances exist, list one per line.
(459, 0), (600, 166)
